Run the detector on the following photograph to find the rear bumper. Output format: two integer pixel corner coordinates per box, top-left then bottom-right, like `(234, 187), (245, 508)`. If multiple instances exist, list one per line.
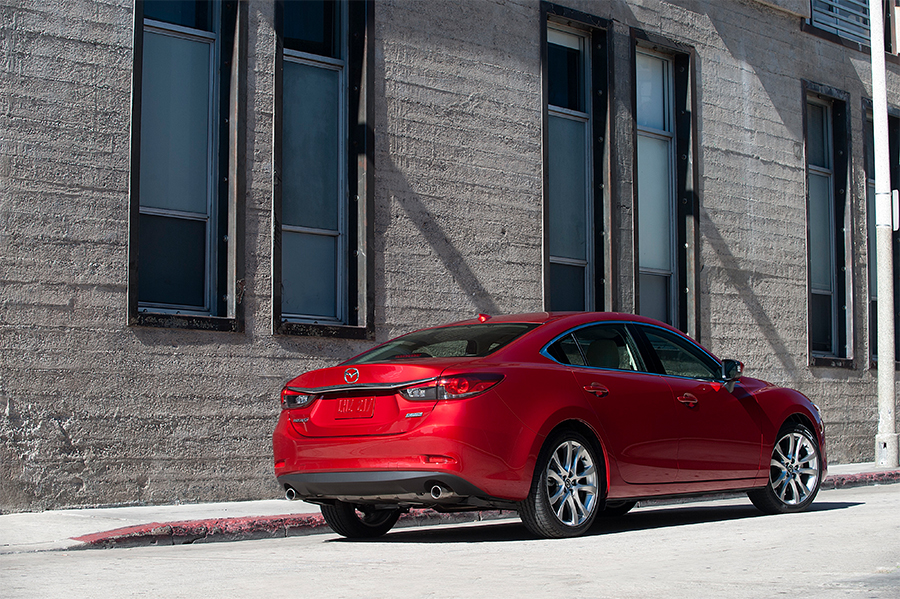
(277, 470), (513, 509)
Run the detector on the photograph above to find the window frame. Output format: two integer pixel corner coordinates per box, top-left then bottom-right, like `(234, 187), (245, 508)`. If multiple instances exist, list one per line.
(635, 48), (678, 326)
(127, 0), (244, 332)
(272, 0), (374, 339)
(863, 100), (900, 367)
(630, 31), (699, 338)
(540, 2), (611, 313)
(805, 0), (899, 54)
(803, 82), (852, 366)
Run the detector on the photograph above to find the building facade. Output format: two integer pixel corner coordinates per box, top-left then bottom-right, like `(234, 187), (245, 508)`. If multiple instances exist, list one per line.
(1, 0), (899, 511)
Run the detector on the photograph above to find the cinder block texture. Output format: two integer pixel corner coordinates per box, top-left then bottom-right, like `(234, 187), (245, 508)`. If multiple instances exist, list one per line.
(2, 0), (899, 511)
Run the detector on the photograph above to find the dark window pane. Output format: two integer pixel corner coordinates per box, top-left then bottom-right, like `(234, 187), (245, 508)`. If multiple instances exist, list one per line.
(547, 335), (585, 366)
(865, 117), (875, 178)
(283, 0), (340, 58)
(547, 115), (587, 260)
(143, 0), (212, 31)
(348, 324), (539, 365)
(139, 214), (206, 308)
(807, 102), (829, 169)
(572, 324), (642, 371)
(549, 263), (585, 311)
(641, 326), (719, 379)
(282, 231), (337, 318)
(639, 273), (669, 324)
(140, 30), (211, 214)
(810, 292), (833, 353)
(282, 61), (341, 230)
(548, 42), (583, 112)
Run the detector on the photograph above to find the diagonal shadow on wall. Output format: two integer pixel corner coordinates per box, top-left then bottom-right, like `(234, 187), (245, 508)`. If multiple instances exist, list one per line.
(377, 153), (501, 317)
(703, 215), (801, 378)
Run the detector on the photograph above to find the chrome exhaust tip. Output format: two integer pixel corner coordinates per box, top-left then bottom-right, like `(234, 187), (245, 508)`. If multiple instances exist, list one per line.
(285, 487), (298, 501)
(430, 485), (447, 500)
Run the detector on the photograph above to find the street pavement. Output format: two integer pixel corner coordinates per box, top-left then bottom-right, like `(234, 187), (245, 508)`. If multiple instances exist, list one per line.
(0, 462), (898, 554)
(1, 483), (898, 599)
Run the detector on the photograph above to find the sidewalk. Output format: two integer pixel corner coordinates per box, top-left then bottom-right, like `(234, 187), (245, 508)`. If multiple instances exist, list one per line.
(2, 463), (898, 554)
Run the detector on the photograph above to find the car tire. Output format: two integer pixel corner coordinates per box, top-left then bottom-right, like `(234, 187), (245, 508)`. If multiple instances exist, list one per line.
(519, 430), (602, 538)
(599, 500), (636, 517)
(748, 423), (822, 515)
(320, 502), (401, 538)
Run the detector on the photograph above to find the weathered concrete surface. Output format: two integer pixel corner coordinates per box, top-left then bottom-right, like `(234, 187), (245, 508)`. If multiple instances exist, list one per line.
(2, 484), (899, 599)
(1, 463), (895, 555)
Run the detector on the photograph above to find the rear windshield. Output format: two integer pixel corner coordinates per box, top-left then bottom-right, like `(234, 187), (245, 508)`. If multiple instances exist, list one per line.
(347, 323), (539, 364)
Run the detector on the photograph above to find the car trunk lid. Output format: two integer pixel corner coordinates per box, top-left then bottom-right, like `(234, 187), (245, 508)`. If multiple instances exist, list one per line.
(283, 361), (454, 438)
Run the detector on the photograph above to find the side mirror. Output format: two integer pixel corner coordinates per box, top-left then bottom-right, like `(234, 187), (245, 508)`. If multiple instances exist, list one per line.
(722, 359), (743, 392)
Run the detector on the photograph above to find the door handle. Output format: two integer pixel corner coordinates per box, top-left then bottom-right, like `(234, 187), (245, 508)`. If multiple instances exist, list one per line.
(584, 383), (610, 397)
(677, 393), (699, 408)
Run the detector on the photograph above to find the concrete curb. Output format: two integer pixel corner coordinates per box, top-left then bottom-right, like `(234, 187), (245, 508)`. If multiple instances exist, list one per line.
(820, 468), (900, 490)
(69, 470), (900, 549)
(72, 509), (513, 549)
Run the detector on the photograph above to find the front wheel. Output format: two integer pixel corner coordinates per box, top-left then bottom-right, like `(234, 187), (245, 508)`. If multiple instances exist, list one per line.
(320, 502), (401, 538)
(519, 430), (602, 538)
(748, 423), (822, 515)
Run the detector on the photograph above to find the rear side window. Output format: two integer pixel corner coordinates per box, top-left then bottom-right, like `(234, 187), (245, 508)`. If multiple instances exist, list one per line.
(347, 323), (538, 364)
(546, 323), (643, 371)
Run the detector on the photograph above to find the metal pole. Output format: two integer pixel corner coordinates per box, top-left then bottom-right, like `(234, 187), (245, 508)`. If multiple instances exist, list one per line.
(869, 0), (899, 467)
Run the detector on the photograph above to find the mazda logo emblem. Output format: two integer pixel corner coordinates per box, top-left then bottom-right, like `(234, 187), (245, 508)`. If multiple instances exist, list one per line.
(344, 368), (360, 384)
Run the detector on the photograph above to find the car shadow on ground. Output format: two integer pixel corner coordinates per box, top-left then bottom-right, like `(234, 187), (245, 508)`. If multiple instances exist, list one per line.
(327, 501), (862, 544)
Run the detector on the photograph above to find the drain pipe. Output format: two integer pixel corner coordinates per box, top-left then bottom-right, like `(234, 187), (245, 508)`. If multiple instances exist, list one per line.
(869, 0), (899, 467)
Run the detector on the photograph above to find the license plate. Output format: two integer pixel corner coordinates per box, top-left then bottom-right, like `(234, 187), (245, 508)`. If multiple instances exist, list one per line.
(335, 397), (376, 419)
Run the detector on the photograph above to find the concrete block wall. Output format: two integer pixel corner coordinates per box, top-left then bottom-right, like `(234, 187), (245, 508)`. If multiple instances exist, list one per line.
(1, 0), (898, 512)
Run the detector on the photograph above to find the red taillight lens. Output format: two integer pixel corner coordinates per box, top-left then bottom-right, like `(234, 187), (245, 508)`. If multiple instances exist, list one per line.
(281, 387), (318, 410)
(438, 373), (503, 400)
(400, 373), (503, 401)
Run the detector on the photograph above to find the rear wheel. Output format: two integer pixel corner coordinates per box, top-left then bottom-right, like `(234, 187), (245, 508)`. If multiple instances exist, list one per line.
(519, 430), (601, 538)
(320, 502), (401, 538)
(748, 423), (822, 515)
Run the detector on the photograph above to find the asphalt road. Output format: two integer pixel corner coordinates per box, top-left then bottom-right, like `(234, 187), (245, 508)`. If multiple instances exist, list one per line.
(2, 485), (898, 599)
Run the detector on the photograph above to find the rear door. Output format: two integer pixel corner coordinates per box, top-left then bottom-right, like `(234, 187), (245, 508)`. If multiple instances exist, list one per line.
(554, 323), (680, 484)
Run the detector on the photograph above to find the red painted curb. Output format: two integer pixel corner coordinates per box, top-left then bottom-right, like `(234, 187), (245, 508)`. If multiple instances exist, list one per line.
(73, 508), (511, 548)
(70, 471), (900, 548)
(821, 469), (900, 490)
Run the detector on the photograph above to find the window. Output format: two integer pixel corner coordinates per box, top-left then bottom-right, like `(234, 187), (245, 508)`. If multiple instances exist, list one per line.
(633, 42), (696, 334)
(274, 0), (372, 337)
(636, 325), (720, 380)
(811, 0), (870, 45)
(864, 110), (900, 361)
(636, 50), (676, 324)
(544, 323), (643, 371)
(347, 324), (538, 364)
(542, 5), (609, 312)
(128, 0), (241, 330)
(804, 88), (850, 360)
(808, 0), (898, 52)
(571, 324), (642, 371)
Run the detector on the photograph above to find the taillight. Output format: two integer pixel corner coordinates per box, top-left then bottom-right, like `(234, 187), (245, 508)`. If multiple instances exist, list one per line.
(400, 373), (503, 401)
(281, 387), (318, 410)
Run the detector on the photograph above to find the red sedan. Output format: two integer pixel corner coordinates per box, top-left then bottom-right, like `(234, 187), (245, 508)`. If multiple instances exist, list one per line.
(272, 312), (826, 539)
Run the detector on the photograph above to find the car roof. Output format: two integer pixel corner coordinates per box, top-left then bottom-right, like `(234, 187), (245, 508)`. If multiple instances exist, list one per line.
(449, 311), (679, 330)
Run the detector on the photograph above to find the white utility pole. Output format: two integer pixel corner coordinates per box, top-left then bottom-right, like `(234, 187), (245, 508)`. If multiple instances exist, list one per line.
(869, 0), (899, 467)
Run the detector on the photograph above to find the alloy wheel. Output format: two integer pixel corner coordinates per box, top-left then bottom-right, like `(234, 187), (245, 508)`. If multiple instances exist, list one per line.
(769, 429), (819, 505)
(545, 439), (599, 526)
